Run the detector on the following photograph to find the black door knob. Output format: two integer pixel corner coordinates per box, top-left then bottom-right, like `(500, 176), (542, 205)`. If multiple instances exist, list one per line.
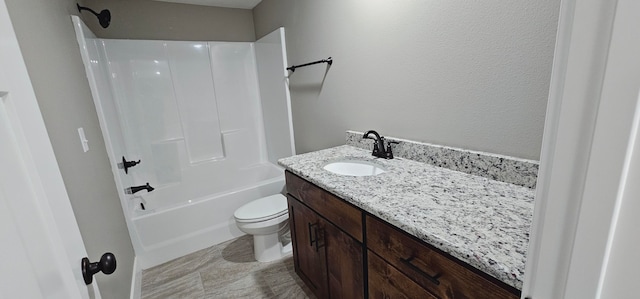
(81, 252), (116, 285)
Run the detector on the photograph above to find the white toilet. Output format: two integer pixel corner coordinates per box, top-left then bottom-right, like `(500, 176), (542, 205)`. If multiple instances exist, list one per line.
(234, 194), (292, 262)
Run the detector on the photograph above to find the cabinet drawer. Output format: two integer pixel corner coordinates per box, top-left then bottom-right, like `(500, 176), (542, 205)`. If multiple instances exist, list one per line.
(368, 250), (438, 299)
(366, 216), (519, 299)
(286, 171), (363, 242)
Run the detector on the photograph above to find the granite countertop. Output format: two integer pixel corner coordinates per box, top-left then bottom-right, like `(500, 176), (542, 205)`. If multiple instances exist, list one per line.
(278, 145), (534, 290)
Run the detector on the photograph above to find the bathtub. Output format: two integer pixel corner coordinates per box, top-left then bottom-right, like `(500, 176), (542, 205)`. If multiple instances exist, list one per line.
(132, 163), (285, 268)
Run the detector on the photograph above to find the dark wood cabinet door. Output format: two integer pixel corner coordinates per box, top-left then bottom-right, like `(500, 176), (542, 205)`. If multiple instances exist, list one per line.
(323, 217), (364, 299)
(288, 195), (328, 298)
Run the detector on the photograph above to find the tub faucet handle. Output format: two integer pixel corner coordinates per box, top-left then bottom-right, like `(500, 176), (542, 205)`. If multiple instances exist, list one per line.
(121, 156), (141, 174)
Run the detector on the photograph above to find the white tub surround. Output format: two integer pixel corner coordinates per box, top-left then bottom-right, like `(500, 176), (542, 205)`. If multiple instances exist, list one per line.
(73, 16), (294, 269)
(279, 145), (535, 290)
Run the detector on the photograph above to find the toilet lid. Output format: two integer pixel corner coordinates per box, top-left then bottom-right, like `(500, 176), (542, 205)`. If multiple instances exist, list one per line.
(234, 194), (288, 222)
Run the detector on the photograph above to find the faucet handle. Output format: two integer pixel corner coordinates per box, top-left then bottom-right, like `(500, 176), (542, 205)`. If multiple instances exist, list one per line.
(372, 140), (381, 156)
(386, 141), (399, 159)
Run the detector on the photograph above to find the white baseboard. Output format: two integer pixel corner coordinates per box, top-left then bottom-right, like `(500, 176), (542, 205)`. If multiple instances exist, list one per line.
(130, 257), (142, 299)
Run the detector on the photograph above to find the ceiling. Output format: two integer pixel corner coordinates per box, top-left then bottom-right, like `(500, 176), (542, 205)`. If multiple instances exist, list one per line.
(151, 0), (263, 9)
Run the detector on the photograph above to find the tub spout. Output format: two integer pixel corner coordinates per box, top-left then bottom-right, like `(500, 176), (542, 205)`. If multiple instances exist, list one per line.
(127, 183), (154, 194)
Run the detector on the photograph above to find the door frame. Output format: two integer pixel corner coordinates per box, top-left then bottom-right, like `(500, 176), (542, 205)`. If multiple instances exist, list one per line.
(524, 0), (640, 297)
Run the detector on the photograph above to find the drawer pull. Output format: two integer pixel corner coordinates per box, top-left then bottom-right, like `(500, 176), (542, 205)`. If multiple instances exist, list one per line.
(308, 222), (324, 252)
(308, 222), (318, 247)
(400, 256), (441, 286)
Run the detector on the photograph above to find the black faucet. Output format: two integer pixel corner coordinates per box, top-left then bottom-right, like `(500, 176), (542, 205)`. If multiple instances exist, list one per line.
(363, 130), (399, 159)
(127, 183), (154, 194)
(363, 130), (387, 158)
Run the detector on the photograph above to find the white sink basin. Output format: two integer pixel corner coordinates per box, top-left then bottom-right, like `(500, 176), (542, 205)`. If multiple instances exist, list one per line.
(323, 159), (387, 176)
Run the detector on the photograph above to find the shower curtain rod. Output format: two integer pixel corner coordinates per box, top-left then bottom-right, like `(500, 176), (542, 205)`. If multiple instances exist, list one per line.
(286, 57), (332, 72)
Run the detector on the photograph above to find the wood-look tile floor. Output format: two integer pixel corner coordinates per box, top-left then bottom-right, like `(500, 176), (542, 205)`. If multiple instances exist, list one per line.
(141, 235), (315, 299)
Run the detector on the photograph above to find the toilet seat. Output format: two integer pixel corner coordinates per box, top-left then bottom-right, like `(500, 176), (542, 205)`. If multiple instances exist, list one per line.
(234, 194), (288, 223)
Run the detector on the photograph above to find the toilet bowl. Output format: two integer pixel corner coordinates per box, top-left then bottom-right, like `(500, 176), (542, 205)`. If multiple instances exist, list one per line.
(234, 194), (292, 262)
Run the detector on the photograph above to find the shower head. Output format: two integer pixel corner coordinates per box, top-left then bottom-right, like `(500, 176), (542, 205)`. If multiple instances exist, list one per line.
(77, 4), (111, 28)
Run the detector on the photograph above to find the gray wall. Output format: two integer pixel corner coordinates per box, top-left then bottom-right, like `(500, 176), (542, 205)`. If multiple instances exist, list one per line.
(254, 0), (560, 160)
(82, 0), (255, 41)
(5, 0), (134, 298)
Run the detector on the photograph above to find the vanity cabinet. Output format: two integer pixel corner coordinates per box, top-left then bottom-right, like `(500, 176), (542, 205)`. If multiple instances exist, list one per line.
(285, 171), (519, 299)
(286, 171), (365, 299)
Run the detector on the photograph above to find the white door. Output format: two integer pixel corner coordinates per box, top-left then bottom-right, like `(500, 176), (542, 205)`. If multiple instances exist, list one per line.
(0, 0), (100, 298)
